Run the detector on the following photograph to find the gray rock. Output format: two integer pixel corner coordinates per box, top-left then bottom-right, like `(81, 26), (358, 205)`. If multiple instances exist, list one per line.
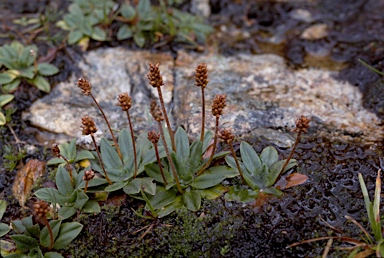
(23, 48), (174, 145)
(190, 0), (211, 18)
(23, 47), (382, 147)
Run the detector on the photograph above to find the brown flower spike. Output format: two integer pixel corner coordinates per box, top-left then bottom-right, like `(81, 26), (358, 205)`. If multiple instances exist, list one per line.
(212, 94), (226, 117)
(33, 200), (53, 250)
(117, 92), (132, 111)
(195, 63), (209, 141)
(77, 78), (92, 96)
(81, 116), (98, 135)
(150, 100), (164, 122)
(83, 169), (95, 193)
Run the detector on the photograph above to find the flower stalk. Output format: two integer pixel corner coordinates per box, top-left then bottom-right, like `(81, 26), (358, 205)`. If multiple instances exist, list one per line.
(195, 63), (209, 142)
(77, 78), (123, 161)
(148, 130), (167, 185)
(33, 200), (53, 250)
(51, 144), (74, 186)
(147, 63), (176, 152)
(118, 92), (138, 178)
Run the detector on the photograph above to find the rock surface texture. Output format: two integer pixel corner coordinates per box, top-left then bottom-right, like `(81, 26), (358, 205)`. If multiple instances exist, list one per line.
(23, 47), (382, 146)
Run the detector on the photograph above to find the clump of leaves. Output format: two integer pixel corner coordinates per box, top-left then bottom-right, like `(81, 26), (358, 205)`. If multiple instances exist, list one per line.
(224, 142), (298, 203)
(56, 0), (117, 47)
(0, 200), (10, 238)
(117, 0), (213, 48)
(1, 212), (83, 258)
(0, 41), (59, 93)
(2, 144), (26, 172)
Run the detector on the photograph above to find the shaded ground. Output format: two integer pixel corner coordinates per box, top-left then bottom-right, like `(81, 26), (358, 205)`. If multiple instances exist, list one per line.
(0, 0), (383, 257)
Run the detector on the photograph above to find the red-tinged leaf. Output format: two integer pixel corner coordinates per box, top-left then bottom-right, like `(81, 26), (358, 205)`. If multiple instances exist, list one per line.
(12, 159), (46, 208)
(249, 192), (272, 213)
(202, 139), (214, 159)
(283, 173), (308, 189)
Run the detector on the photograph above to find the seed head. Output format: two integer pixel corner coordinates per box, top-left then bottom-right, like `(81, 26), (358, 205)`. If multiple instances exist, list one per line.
(148, 130), (160, 144)
(147, 63), (164, 88)
(77, 78), (92, 96)
(212, 94), (226, 117)
(117, 92), (132, 111)
(83, 169), (95, 181)
(195, 63), (209, 89)
(51, 144), (60, 158)
(150, 100), (164, 122)
(81, 116), (98, 135)
(33, 200), (49, 220)
(293, 115), (310, 134)
(218, 128), (235, 144)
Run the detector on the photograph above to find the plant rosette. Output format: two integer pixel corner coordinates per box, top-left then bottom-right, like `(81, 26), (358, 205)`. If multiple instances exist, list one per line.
(224, 142), (298, 203)
(1, 215), (82, 258)
(135, 127), (237, 217)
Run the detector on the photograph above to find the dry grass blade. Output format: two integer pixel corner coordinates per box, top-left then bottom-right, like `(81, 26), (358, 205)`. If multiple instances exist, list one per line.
(287, 236), (367, 248)
(322, 238), (333, 258)
(345, 215), (373, 243)
(319, 215), (343, 234)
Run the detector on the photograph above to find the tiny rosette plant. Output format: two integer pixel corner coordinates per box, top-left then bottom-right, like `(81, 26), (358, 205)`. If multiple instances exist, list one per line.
(34, 165), (102, 220)
(0, 94), (14, 126)
(139, 127), (237, 216)
(225, 142), (297, 203)
(1, 215), (82, 258)
(47, 139), (94, 167)
(89, 129), (167, 192)
(0, 41), (59, 93)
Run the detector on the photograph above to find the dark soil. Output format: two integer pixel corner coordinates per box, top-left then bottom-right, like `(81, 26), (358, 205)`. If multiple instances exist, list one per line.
(0, 0), (383, 257)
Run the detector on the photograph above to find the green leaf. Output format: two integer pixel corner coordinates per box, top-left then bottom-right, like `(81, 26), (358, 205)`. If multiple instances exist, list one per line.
(182, 189), (201, 211)
(37, 63), (59, 76)
(146, 187), (177, 210)
(187, 141), (203, 173)
(0, 223), (10, 237)
(34, 188), (60, 204)
(58, 206), (77, 220)
(175, 127), (190, 163)
(79, 17), (93, 36)
(0, 94), (14, 108)
(29, 75), (51, 93)
(28, 247), (44, 258)
(137, 0), (151, 17)
(140, 178), (157, 195)
(2, 78), (21, 93)
(60, 139), (77, 161)
(68, 30), (83, 44)
(44, 252), (64, 258)
(74, 190), (89, 209)
(81, 200), (100, 213)
(117, 25), (133, 40)
(133, 32), (146, 48)
(240, 142), (262, 175)
(225, 156), (246, 175)
(157, 196), (183, 218)
(260, 146), (279, 167)
(263, 187), (283, 197)
(40, 220), (61, 248)
(75, 150), (94, 162)
(105, 181), (128, 192)
(269, 159), (297, 176)
(118, 129), (134, 165)
(0, 73), (15, 84)
(100, 138), (123, 169)
(191, 173), (227, 189)
(198, 184), (228, 200)
(56, 166), (74, 196)
(225, 185), (258, 203)
(11, 219), (26, 234)
(0, 112), (6, 126)
(202, 130), (213, 153)
(120, 3), (136, 19)
(10, 235), (39, 252)
(0, 200), (6, 219)
(144, 163), (173, 184)
(53, 222), (83, 250)
(91, 27), (107, 41)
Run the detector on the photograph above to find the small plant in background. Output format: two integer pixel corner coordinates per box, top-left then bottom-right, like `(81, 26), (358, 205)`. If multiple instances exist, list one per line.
(0, 41), (59, 93)
(0, 200), (10, 238)
(224, 116), (310, 204)
(0, 200), (83, 258)
(0, 94), (14, 126)
(288, 169), (384, 257)
(56, 0), (117, 47)
(117, 0), (213, 48)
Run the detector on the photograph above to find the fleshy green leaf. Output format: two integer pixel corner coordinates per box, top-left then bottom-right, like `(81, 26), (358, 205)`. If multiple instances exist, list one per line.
(28, 247), (44, 258)
(137, 0), (151, 17)
(75, 150), (94, 161)
(2, 78), (21, 93)
(56, 166), (74, 196)
(0, 112), (6, 126)
(100, 138), (123, 169)
(58, 206), (77, 220)
(68, 30), (83, 45)
(0, 223), (10, 237)
(260, 146), (279, 167)
(171, 152), (191, 184)
(40, 220), (61, 248)
(191, 173), (227, 189)
(182, 189), (201, 211)
(146, 187), (177, 210)
(74, 190), (89, 209)
(29, 75), (51, 93)
(91, 27), (107, 41)
(82, 200), (100, 213)
(133, 32), (146, 48)
(0, 200), (6, 219)
(198, 185), (228, 200)
(0, 73), (15, 84)
(37, 63), (59, 76)
(105, 181), (128, 192)
(44, 252), (64, 258)
(117, 25), (133, 40)
(175, 127), (190, 163)
(187, 141), (203, 174)
(120, 3), (136, 19)
(263, 187), (283, 196)
(10, 235), (39, 252)
(0, 94), (14, 108)
(118, 129), (134, 165)
(225, 185), (258, 203)
(53, 222), (83, 250)
(157, 196), (183, 218)
(240, 142), (262, 175)
(144, 163), (173, 184)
